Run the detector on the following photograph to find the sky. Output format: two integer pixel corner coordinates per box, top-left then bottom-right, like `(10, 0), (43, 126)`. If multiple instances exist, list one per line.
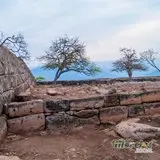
(0, 0), (160, 68)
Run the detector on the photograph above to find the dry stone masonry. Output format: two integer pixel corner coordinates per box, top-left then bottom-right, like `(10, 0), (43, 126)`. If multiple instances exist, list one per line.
(0, 47), (35, 142)
(0, 47), (160, 142)
(4, 90), (160, 134)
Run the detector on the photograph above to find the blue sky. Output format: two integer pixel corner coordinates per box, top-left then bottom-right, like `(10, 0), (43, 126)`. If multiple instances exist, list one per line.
(0, 0), (160, 68)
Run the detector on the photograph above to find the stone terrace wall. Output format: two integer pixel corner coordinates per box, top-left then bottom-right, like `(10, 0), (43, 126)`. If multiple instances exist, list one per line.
(0, 47), (35, 142)
(37, 76), (160, 86)
(0, 47), (35, 114)
(5, 90), (160, 134)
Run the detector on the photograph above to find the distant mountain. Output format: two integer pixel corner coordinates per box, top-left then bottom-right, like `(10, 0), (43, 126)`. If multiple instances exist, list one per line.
(145, 70), (160, 76)
(31, 61), (160, 81)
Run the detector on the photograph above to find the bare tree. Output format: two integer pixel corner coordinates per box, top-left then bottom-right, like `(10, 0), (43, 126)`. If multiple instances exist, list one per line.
(0, 32), (30, 60)
(112, 48), (147, 80)
(140, 49), (160, 72)
(38, 35), (101, 83)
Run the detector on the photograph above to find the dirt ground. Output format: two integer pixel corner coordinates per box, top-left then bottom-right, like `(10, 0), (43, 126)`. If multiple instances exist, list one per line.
(30, 81), (160, 100)
(0, 121), (160, 160)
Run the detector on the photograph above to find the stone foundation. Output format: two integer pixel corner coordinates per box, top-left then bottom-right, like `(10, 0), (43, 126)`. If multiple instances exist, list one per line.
(3, 90), (160, 134)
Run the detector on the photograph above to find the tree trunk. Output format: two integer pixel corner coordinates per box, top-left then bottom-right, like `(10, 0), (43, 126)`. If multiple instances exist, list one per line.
(128, 71), (132, 81)
(53, 69), (61, 84)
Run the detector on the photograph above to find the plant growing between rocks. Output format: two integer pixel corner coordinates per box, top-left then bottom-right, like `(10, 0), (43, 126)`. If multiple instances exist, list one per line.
(38, 35), (101, 83)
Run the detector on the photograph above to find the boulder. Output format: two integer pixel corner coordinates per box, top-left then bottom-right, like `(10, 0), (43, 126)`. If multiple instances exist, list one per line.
(0, 156), (21, 160)
(47, 88), (62, 96)
(115, 119), (160, 140)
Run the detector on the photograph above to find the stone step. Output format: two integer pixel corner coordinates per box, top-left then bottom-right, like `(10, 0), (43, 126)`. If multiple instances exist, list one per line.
(6, 100), (44, 118)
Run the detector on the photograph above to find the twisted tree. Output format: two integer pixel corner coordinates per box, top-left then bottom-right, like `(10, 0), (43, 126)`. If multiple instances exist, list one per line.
(38, 35), (101, 83)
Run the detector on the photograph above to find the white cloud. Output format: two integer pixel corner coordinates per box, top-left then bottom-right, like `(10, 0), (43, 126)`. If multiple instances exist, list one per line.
(0, 0), (160, 67)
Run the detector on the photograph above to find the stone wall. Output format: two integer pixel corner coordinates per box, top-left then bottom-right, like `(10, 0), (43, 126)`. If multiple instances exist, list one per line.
(0, 47), (35, 114)
(5, 90), (160, 134)
(37, 76), (160, 86)
(0, 47), (35, 142)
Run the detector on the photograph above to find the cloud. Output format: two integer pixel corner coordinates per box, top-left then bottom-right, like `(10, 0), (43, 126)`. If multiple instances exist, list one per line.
(0, 0), (160, 67)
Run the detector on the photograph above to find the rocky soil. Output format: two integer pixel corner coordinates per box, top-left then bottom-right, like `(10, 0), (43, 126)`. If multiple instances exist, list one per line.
(0, 116), (160, 160)
(28, 81), (160, 100)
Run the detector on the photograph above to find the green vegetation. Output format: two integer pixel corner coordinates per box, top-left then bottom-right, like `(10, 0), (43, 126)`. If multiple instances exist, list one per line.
(35, 76), (45, 82)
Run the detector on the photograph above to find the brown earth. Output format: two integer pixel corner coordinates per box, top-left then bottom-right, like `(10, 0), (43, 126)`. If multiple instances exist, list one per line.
(29, 81), (160, 100)
(0, 120), (160, 160)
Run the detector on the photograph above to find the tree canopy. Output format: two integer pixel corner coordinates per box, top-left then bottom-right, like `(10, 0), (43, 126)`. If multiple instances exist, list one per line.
(112, 48), (147, 80)
(38, 35), (101, 82)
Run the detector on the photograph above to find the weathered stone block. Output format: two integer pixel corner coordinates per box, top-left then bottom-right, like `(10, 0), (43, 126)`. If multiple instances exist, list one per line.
(15, 91), (32, 102)
(104, 94), (119, 107)
(75, 116), (100, 125)
(0, 156), (21, 160)
(70, 97), (104, 111)
(128, 105), (145, 117)
(7, 113), (45, 133)
(73, 109), (98, 118)
(142, 91), (160, 103)
(46, 113), (100, 130)
(0, 75), (12, 92)
(2, 90), (15, 104)
(0, 115), (7, 142)
(120, 93), (142, 105)
(0, 95), (4, 115)
(45, 100), (70, 113)
(144, 103), (160, 115)
(46, 112), (74, 130)
(8, 100), (44, 118)
(100, 106), (128, 124)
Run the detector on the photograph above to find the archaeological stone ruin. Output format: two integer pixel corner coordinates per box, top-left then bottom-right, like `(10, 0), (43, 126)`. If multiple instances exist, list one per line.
(0, 47), (160, 143)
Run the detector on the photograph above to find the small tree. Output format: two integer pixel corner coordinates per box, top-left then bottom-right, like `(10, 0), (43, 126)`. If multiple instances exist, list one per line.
(140, 49), (160, 72)
(112, 48), (147, 80)
(0, 32), (30, 60)
(38, 35), (101, 83)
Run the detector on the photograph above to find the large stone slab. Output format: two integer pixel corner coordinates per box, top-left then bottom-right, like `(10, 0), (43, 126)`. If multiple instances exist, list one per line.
(142, 91), (160, 103)
(100, 106), (128, 124)
(0, 115), (7, 142)
(7, 100), (44, 118)
(115, 119), (160, 140)
(70, 97), (104, 111)
(120, 93), (142, 105)
(46, 113), (100, 130)
(0, 156), (21, 160)
(7, 113), (45, 133)
(45, 100), (70, 113)
(144, 103), (160, 116)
